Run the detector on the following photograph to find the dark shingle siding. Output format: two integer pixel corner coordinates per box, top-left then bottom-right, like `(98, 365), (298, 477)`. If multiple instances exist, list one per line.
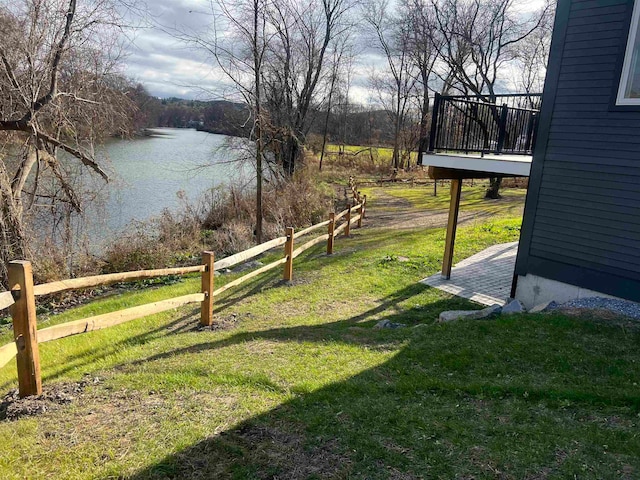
(518, 0), (640, 300)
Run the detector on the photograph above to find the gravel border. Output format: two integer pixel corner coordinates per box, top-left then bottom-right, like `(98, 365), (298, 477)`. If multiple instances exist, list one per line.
(555, 297), (640, 320)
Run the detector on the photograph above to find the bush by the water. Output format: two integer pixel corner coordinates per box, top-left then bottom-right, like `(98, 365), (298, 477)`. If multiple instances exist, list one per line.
(102, 172), (336, 272)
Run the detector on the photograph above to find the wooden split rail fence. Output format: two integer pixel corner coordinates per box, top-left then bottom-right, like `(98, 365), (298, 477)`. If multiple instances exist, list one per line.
(0, 196), (366, 398)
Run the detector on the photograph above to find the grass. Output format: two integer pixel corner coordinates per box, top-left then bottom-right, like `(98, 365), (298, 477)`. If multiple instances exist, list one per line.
(321, 144), (418, 170)
(362, 182), (527, 215)
(0, 188), (638, 479)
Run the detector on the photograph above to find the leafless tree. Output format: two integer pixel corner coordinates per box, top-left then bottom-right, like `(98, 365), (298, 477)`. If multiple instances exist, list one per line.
(402, 0), (440, 165)
(512, 1), (554, 99)
(432, 0), (548, 100)
(175, 0), (270, 242)
(0, 0), (136, 286)
(262, 0), (356, 175)
(177, 0), (354, 240)
(430, 0), (549, 197)
(364, 0), (418, 170)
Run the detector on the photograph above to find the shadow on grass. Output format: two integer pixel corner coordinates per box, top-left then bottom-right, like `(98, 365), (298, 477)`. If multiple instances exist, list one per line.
(115, 285), (640, 479)
(0, 269), (291, 393)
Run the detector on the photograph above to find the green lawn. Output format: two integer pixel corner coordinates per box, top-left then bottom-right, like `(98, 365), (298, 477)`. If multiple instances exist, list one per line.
(0, 198), (638, 478)
(323, 144), (419, 167)
(363, 183), (527, 215)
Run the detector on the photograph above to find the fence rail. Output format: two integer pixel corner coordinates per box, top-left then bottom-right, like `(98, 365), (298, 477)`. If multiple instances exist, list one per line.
(428, 92), (542, 156)
(0, 185), (367, 398)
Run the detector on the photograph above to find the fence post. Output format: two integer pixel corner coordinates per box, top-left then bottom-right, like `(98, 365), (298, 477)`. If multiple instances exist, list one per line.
(200, 251), (215, 327)
(8, 261), (42, 398)
(345, 204), (351, 236)
(358, 201), (363, 228)
(283, 227), (294, 282)
(327, 212), (335, 254)
(362, 195), (367, 219)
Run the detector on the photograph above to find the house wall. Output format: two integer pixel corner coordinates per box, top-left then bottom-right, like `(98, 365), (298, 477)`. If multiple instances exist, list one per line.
(515, 0), (640, 303)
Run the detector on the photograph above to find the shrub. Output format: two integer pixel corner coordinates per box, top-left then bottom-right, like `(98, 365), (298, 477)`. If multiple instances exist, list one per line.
(101, 169), (335, 273)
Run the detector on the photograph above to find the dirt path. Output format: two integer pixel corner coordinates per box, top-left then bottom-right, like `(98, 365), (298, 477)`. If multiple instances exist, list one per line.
(363, 187), (496, 230)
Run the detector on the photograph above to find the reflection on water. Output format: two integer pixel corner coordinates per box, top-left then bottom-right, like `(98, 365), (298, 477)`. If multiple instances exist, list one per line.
(85, 128), (247, 248)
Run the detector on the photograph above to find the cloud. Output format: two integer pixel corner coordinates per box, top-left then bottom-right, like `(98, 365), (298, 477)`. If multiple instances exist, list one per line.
(122, 0), (228, 99)
(123, 0), (550, 101)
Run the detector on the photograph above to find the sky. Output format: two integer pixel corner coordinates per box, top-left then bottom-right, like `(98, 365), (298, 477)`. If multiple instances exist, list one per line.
(122, 0), (549, 102)
(123, 0), (231, 99)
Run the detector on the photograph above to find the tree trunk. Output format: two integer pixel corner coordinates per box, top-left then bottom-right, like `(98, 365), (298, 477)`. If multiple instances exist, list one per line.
(417, 99), (429, 166)
(0, 173), (29, 289)
(485, 177), (503, 199)
(253, 0), (263, 244)
(282, 134), (299, 176)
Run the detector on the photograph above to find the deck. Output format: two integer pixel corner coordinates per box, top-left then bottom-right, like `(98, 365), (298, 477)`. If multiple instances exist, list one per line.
(424, 152), (533, 177)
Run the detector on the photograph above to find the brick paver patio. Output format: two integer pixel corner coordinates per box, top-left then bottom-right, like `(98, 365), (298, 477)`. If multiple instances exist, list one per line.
(420, 241), (518, 306)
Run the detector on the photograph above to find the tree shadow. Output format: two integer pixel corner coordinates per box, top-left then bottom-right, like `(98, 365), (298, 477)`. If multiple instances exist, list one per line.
(109, 281), (640, 479)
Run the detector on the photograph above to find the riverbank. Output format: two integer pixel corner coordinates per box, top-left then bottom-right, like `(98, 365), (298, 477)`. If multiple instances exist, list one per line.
(1, 185), (638, 478)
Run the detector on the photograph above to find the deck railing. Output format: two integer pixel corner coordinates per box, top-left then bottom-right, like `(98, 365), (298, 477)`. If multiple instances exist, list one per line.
(428, 92), (542, 156)
(0, 183), (367, 398)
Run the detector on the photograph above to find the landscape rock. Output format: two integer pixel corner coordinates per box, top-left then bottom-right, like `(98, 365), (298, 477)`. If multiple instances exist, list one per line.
(397, 256), (410, 262)
(528, 301), (558, 314)
(438, 304), (502, 323)
(374, 319), (406, 329)
(502, 299), (525, 315)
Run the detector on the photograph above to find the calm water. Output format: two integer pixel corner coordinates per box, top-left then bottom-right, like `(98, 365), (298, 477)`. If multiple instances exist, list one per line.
(88, 128), (247, 244)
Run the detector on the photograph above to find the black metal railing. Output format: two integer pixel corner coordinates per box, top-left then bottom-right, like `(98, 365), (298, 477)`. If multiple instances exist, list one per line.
(428, 93), (542, 156)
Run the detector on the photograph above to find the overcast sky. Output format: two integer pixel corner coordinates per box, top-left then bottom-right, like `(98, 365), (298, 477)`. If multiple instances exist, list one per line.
(122, 0), (227, 99)
(122, 0), (381, 102)
(122, 0), (549, 102)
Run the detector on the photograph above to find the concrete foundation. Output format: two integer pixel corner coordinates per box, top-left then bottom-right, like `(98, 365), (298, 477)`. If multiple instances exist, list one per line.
(515, 274), (618, 310)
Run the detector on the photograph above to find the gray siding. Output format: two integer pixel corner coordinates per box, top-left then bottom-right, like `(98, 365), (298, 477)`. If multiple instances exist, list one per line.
(516, 0), (640, 301)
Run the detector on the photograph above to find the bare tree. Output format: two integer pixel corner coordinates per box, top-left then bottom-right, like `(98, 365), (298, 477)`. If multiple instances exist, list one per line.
(402, 0), (440, 166)
(432, 0), (548, 100)
(364, 0), (418, 170)
(512, 1), (554, 98)
(177, 0), (270, 242)
(431, 0), (549, 197)
(0, 0), (136, 286)
(262, 0), (356, 175)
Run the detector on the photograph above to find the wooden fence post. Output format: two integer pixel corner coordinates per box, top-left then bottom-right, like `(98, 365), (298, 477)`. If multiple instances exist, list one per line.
(345, 204), (351, 237)
(362, 195), (367, 219)
(327, 212), (335, 254)
(201, 251), (215, 326)
(8, 261), (42, 398)
(283, 227), (294, 281)
(358, 201), (363, 228)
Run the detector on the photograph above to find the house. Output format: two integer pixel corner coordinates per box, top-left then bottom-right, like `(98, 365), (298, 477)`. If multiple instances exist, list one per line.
(514, 0), (640, 307)
(425, 0), (640, 308)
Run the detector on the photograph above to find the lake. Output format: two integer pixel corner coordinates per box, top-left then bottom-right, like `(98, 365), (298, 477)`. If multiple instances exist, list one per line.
(87, 128), (248, 245)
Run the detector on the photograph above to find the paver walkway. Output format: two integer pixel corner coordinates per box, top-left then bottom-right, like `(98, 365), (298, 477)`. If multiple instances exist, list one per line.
(420, 242), (518, 306)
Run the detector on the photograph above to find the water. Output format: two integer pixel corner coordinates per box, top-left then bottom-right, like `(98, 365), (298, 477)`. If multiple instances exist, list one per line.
(87, 128), (248, 245)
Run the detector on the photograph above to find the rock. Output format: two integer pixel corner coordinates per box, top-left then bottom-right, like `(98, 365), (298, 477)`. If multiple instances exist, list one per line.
(374, 319), (406, 329)
(438, 304), (502, 323)
(397, 256), (410, 262)
(528, 301), (558, 314)
(502, 299), (525, 314)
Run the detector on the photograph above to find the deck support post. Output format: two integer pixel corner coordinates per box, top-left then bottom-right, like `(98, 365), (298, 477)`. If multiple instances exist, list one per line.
(442, 179), (462, 279)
